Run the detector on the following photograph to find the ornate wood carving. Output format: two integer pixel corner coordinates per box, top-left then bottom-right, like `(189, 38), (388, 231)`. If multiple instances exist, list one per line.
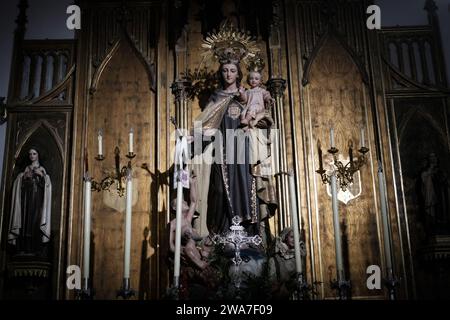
(380, 26), (449, 92)
(15, 117), (66, 157)
(88, 2), (160, 92)
(295, 0), (368, 84)
(9, 40), (75, 105)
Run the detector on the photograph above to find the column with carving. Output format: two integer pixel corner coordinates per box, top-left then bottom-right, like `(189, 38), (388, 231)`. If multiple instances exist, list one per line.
(170, 80), (192, 133)
(266, 0), (290, 234)
(268, 78), (289, 233)
(8, 0), (28, 102)
(424, 0), (447, 87)
(170, 0), (191, 133)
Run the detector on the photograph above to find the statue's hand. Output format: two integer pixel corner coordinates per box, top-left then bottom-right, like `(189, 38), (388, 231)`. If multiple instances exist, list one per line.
(269, 98), (276, 107)
(24, 170), (33, 178)
(255, 115), (273, 129)
(34, 168), (45, 177)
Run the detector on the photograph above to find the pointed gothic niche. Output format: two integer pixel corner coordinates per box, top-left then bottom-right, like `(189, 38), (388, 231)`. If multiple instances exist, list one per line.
(305, 35), (382, 299)
(87, 34), (156, 299)
(4, 123), (63, 299)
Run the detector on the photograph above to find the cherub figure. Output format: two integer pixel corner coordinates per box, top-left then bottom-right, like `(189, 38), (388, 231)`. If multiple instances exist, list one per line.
(169, 172), (208, 270)
(239, 62), (274, 130)
(268, 227), (306, 299)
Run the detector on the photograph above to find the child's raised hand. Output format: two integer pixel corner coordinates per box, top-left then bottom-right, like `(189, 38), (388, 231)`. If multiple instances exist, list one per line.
(268, 97), (275, 107)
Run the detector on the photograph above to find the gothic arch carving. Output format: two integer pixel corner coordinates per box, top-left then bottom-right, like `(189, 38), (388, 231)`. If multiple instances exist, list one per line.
(90, 31), (156, 95)
(15, 120), (64, 164)
(397, 106), (447, 146)
(302, 32), (368, 86)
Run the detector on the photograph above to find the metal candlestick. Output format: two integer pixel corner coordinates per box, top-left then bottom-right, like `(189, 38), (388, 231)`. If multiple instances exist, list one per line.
(117, 278), (135, 300)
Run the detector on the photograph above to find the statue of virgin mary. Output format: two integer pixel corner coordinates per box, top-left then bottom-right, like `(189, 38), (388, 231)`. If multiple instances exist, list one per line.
(190, 23), (277, 239)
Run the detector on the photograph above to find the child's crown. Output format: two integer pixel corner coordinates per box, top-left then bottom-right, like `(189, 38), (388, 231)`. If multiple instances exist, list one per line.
(247, 55), (265, 73)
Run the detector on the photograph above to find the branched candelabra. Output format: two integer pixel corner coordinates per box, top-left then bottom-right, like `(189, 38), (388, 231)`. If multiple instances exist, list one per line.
(314, 129), (369, 300)
(91, 146), (136, 197)
(315, 140), (369, 191)
(82, 130), (137, 300)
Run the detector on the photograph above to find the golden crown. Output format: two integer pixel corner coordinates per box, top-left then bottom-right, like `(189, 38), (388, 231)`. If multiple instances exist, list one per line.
(201, 20), (260, 67)
(247, 55), (265, 73)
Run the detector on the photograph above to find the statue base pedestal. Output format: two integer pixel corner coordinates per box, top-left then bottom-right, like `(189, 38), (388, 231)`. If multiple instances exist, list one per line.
(420, 235), (450, 261)
(7, 255), (51, 279)
(6, 255), (52, 299)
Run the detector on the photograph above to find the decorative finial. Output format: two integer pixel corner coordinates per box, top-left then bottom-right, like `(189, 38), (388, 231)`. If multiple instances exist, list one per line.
(424, 0), (438, 12)
(15, 0), (28, 37)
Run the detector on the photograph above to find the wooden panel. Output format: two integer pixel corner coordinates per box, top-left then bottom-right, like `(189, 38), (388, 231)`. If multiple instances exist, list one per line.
(305, 37), (382, 298)
(87, 39), (155, 299)
(9, 40), (75, 105)
(295, 0), (368, 83)
(388, 97), (450, 298)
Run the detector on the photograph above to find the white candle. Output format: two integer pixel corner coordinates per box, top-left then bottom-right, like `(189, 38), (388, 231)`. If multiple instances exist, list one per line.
(124, 170), (133, 279)
(378, 167), (393, 273)
(288, 170), (303, 274)
(330, 173), (344, 281)
(173, 169), (183, 287)
(83, 176), (92, 290)
(98, 130), (103, 156)
(330, 128), (335, 148)
(174, 136), (187, 287)
(361, 127), (366, 148)
(129, 128), (134, 154)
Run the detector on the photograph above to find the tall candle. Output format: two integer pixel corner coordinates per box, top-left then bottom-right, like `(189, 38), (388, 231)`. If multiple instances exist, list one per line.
(98, 130), (103, 156)
(330, 128), (335, 148)
(330, 173), (344, 281)
(124, 169), (133, 279)
(317, 140), (323, 171)
(173, 135), (189, 287)
(360, 127), (366, 148)
(173, 166), (184, 287)
(348, 140), (353, 164)
(288, 170), (303, 274)
(378, 167), (393, 275)
(129, 128), (134, 154)
(83, 176), (92, 290)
